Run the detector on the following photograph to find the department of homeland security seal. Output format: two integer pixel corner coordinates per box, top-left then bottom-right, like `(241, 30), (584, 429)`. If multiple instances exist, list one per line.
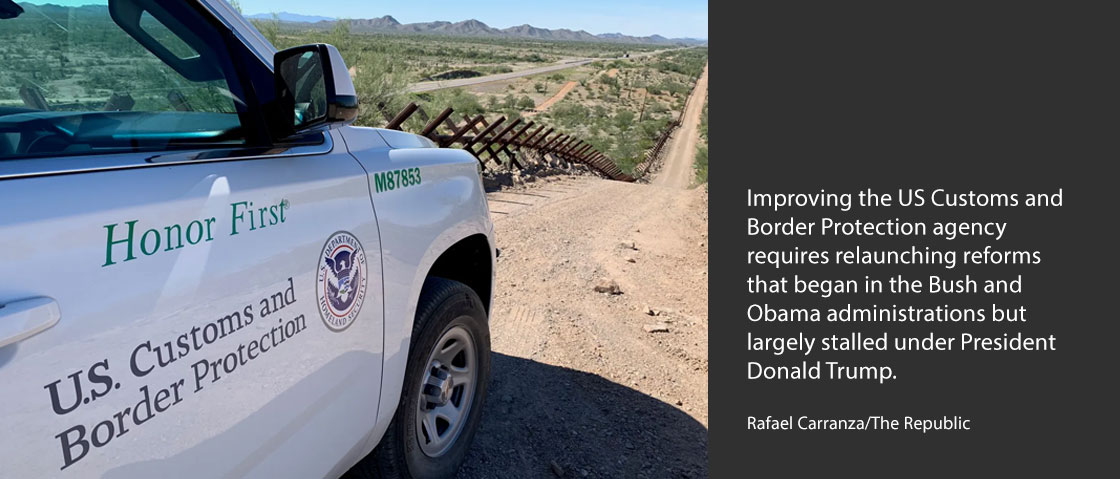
(316, 231), (368, 331)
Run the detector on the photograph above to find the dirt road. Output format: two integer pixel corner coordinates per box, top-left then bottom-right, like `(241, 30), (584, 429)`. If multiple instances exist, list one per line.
(409, 59), (593, 93)
(459, 67), (709, 478)
(654, 63), (708, 189)
(526, 81), (578, 117)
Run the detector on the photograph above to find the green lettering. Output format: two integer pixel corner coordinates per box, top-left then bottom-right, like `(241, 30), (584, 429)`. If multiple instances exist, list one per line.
(103, 220), (138, 267)
(374, 173), (385, 193)
(163, 224), (184, 251)
(140, 229), (161, 256)
(230, 202), (248, 235)
(186, 220), (204, 245)
(371, 169), (423, 194)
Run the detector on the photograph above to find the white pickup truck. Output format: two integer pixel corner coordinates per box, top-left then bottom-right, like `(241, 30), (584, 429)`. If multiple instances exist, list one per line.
(0, 1), (494, 477)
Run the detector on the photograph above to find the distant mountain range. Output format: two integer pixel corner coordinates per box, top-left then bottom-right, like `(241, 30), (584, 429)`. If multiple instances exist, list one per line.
(247, 12), (335, 23)
(245, 12), (707, 46)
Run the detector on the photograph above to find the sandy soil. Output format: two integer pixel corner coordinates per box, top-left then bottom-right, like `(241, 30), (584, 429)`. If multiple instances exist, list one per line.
(458, 67), (710, 478)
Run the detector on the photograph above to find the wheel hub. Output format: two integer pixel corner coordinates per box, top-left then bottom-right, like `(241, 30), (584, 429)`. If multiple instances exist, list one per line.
(423, 362), (455, 407)
(415, 323), (478, 457)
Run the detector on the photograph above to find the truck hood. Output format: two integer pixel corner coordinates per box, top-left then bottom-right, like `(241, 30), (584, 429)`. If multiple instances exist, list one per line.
(374, 128), (438, 149)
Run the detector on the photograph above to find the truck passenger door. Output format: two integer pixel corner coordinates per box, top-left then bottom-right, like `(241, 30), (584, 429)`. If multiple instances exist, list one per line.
(0, 2), (383, 477)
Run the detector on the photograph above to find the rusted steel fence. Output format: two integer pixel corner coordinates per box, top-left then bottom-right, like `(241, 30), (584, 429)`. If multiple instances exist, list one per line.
(633, 119), (680, 178)
(631, 74), (704, 178)
(376, 102), (678, 182)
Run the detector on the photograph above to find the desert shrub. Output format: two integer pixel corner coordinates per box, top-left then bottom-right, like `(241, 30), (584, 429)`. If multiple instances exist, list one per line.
(249, 15), (281, 46)
(612, 134), (643, 173)
(350, 49), (411, 126)
(411, 88), (485, 118)
(655, 79), (688, 97)
(478, 65), (513, 74)
(699, 100), (708, 140)
(652, 48), (708, 78)
(614, 110), (635, 131)
(694, 146), (708, 184)
(548, 102), (590, 128)
(638, 118), (671, 141)
(328, 20), (352, 51)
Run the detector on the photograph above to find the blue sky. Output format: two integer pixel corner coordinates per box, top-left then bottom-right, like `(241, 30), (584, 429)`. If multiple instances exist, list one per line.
(235, 0), (708, 39)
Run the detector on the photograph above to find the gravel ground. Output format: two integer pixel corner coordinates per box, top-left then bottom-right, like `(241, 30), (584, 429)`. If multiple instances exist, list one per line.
(459, 176), (708, 479)
(459, 66), (710, 477)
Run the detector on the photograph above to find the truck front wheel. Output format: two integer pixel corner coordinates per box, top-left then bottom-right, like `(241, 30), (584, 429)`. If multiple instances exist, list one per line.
(360, 277), (491, 478)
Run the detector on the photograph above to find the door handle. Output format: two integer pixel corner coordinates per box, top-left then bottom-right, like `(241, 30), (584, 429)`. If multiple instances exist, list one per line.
(0, 297), (61, 348)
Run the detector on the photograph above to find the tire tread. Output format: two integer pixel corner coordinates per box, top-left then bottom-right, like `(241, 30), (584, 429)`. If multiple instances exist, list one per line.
(351, 276), (487, 479)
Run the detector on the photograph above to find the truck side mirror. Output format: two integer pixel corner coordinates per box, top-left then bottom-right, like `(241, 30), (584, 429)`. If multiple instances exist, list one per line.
(273, 44), (358, 137)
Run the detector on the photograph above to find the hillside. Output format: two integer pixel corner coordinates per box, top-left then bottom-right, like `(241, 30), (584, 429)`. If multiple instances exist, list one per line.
(246, 13), (707, 46)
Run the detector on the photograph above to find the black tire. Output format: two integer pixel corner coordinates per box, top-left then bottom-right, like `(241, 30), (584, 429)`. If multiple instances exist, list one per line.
(351, 277), (491, 479)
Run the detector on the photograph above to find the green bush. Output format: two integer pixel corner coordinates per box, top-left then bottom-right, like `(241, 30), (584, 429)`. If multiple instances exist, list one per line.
(699, 100), (708, 141)
(694, 99), (708, 184)
(655, 79), (688, 97)
(694, 146), (708, 184)
(411, 88), (485, 118)
(350, 50), (411, 126)
(613, 110), (635, 131)
(249, 15), (280, 46)
(478, 65), (513, 74)
(652, 48), (708, 78)
(548, 102), (590, 128)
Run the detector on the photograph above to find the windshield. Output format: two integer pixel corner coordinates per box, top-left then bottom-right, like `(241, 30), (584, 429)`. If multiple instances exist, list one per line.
(0, 0), (247, 160)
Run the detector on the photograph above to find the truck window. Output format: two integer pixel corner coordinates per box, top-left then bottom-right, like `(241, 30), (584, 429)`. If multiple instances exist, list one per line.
(0, 0), (247, 160)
